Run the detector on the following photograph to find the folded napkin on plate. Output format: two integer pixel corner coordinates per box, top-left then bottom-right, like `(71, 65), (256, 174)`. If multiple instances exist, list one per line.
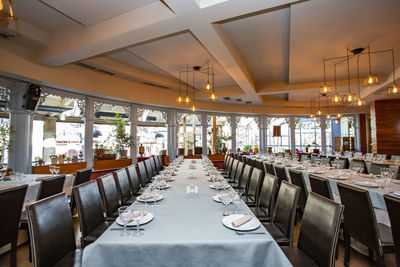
(218, 193), (235, 201)
(232, 214), (252, 227)
(140, 194), (156, 200)
(132, 210), (148, 217)
(35, 176), (53, 181)
(0, 185), (15, 189)
(393, 192), (400, 197)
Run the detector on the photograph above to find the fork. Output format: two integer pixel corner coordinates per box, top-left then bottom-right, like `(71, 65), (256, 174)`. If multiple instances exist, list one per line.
(235, 231), (265, 235)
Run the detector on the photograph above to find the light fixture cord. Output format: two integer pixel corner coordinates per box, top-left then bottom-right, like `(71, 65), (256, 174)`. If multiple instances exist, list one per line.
(392, 48), (396, 84)
(186, 64), (189, 97)
(334, 64), (337, 93)
(323, 59), (327, 84)
(212, 65), (215, 94)
(179, 71), (181, 96)
(347, 49), (351, 93)
(368, 46), (372, 74)
(357, 54), (361, 96)
(192, 69), (195, 102)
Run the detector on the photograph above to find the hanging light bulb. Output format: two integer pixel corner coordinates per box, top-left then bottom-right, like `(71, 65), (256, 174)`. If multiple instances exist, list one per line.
(344, 93), (355, 104)
(355, 97), (366, 107)
(192, 104), (196, 112)
(205, 81), (211, 91)
(337, 113), (342, 118)
(185, 95), (191, 103)
(320, 60), (331, 96)
(177, 71), (183, 103)
(343, 49), (355, 104)
(177, 95), (183, 103)
(354, 54), (366, 107)
(332, 93), (341, 104)
(388, 49), (399, 96)
(313, 116), (317, 121)
(317, 110), (322, 115)
(364, 47), (379, 86)
(327, 114), (331, 119)
(334, 118), (340, 124)
(210, 92), (217, 101)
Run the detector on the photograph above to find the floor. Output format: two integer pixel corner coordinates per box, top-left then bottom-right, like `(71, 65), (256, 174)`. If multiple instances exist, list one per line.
(0, 216), (396, 267)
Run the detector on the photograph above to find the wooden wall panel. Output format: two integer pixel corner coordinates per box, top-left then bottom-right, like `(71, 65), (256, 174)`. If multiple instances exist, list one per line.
(371, 99), (400, 156)
(359, 114), (367, 153)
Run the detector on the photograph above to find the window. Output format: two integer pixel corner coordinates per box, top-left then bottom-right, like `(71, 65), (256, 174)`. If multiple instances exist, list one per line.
(207, 115), (231, 154)
(326, 119), (332, 154)
(267, 118), (290, 153)
(295, 118), (321, 152)
(177, 113), (201, 155)
(237, 116), (259, 152)
(137, 109), (167, 157)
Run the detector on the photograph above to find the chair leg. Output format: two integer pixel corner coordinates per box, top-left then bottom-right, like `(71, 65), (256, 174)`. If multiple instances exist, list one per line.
(377, 253), (385, 267)
(368, 248), (374, 261)
(344, 231), (351, 267)
(10, 241), (17, 267)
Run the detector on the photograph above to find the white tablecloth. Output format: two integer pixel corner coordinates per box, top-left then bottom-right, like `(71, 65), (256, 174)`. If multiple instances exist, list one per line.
(82, 159), (291, 267)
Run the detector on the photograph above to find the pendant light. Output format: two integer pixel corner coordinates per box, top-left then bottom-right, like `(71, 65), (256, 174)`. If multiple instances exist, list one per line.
(343, 49), (356, 104)
(326, 97), (331, 119)
(177, 71), (183, 103)
(316, 96), (322, 115)
(320, 60), (331, 96)
(205, 61), (211, 91)
(191, 70), (196, 112)
(310, 98), (314, 118)
(184, 65), (191, 104)
(388, 48), (399, 95)
(355, 54), (366, 107)
(332, 64), (342, 104)
(364, 47), (379, 86)
(209, 65), (217, 101)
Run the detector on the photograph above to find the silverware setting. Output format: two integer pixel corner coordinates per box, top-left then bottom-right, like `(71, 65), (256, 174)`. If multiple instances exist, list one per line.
(235, 231), (266, 235)
(110, 228), (145, 231)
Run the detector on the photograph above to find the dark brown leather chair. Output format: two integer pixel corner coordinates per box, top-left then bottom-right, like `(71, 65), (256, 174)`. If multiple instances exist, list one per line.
(282, 192), (344, 267)
(70, 168), (92, 211)
(237, 164), (253, 193)
(338, 183), (394, 266)
(73, 180), (112, 247)
(263, 181), (300, 246)
(349, 159), (367, 173)
(26, 193), (82, 267)
(224, 159), (239, 181)
(126, 165), (142, 195)
(309, 174), (334, 200)
(113, 168), (135, 205)
(0, 184), (27, 267)
(229, 161), (244, 187)
(274, 165), (289, 189)
(251, 174), (277, 222)
(242, 168), (264, 207)
(289, 169), (309, 214)
(137, 161), (149, 187)
(149, 156), (158, 175)
(96, 174), (121, 220)
(369, 163), (390, 175)
(263, 162), (276, 176)
(384, 194), (400, 266)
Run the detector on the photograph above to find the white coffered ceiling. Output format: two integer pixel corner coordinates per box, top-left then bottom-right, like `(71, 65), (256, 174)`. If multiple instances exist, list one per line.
(1, 0), (400, 110)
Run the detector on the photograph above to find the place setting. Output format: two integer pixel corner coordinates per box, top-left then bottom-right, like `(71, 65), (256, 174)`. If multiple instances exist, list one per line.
(112, 206), (154, 237)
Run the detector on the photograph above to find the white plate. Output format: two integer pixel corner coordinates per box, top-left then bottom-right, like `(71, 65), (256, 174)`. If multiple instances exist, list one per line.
(391, 180), (400, 184)
(116, 211), (154, 226)
(393, 192), (400, 196)
(354, 181), (379, 188)
(209, 184), (230, 190)
(136, 194), (164, 202)
(152, 184), (170, 189)
(208, 177), (221, 182)
(222, 214), (260, 231)
(212, 194), (234, 203)
(328, 176), (347, 180)
(309, 170), (325, 174)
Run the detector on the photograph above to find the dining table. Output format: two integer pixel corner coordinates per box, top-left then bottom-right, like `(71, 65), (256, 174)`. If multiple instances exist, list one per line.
(82, 158), (291, 267)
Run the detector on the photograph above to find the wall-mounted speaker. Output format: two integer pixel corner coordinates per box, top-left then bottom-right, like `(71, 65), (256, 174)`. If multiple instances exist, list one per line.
(23, 84), (41, 111)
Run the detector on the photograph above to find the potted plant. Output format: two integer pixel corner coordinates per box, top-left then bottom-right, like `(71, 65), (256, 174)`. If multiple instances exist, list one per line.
(186, 140), (197, 155)
(0, 122), (11, 162)
(58, 154), (66, 164)
(50, 155), (58, 165)
(65, 156), (71, 163)
(38, 158), (44, 166)
(107, 113), (134, 158)
(243, 145), (252, 154)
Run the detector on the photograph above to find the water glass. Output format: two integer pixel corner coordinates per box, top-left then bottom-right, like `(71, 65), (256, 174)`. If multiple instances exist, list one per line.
(54, 166), (60, 175)
(132, 210), (145, 237)
(118, 206), (131, 237)
(49, 165), (55, 175)
(232, 192), (242, 213)
(221, 194), (232, 216)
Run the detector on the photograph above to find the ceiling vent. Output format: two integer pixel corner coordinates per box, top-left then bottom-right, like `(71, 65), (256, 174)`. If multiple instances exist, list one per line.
(235, 99), (242, 102)
(142, 81), (170, 89)
(245, 101), (252, 104)
(223, 97), (231, 100)
(76, 62), (114, 75)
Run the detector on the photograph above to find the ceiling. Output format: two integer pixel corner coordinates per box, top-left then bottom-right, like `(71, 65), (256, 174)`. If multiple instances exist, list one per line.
(1, 0), (400, 113)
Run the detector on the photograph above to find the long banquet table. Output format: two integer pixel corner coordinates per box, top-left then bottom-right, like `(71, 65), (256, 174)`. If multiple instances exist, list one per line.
(82, 159), (291, 267)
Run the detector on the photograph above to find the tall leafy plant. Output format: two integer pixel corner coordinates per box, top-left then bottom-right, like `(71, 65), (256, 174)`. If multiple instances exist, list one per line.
(106, 113), (134, 152)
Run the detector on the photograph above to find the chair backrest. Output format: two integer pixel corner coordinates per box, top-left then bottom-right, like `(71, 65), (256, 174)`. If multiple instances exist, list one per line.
(354, 152), (362, 158)
(96, 174), (120, 218)
(137, 161), (149, 186)
(320, 156), (331, 166)
(369, 163), (390, 175)
(274, 165), (288, 187)
(240, 164), (253, 190)
(113, 168), (132, 203)
(154, 156), (162, 172)
(309, 174), (334, 200)
(245, 168), (264, 202)
(349, 159), (367, 173)
(74, 168), (92, 186)
(377, 154), (387, 160)
(299, 153), (310, 162)
(258, 174), (278, 217)
(289, 169), (309, 212)
(332, 159), (347, 169)
(144, 159), (154, 178)
(298, 192), (344, 267)
(0, 184), (27, 248)
(233, 161), (245, 184)
(73, 181), (105, 242)
(223, 155), (228, 170)
(384, 194), (400, 265)
(272, 181), (300, 247)
(36, 175), (66, 200)
(27, 193), (76, 267)
(263, 162), (276, 176)
(126, 165), (141, 194)
(310, 154), (319, 164)
(337, 183), (381, 251)
(255, 160), (264, 172)
(229, 159), (239, 179)
(226, 156), (233, 172)
(149, 157), (157, 174)
(391, 155), (400, 161)
(365, 153), (374, 160)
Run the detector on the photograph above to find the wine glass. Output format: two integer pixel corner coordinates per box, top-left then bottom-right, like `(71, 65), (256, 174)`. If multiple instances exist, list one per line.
(232, 192), (242, 213)
(132, 209), (144, 237)
(54, 166), (60, 175)
(221, 192), (232, 216)
(49, 165), (55, 176)
(118, 206), (132, 237)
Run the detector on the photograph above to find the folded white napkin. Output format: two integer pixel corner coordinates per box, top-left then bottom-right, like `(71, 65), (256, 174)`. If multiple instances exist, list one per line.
(232, 215), (252, 227)
(132, 210), (148, 217)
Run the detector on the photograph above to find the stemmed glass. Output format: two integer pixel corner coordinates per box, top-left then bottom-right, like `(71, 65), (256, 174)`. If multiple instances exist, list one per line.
(118, 206), (131, 237)
(232, 192), (242, 214)
(132, 209), (144, 237)
(54, 166), (60, 175)
(221, 193), (232, 216)
(49, 165), (55, 176)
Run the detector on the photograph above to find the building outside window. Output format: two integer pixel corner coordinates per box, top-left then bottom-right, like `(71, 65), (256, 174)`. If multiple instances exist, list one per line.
(177, 113), (201, 155)
(295, 118), (321, 152)
(267, 117), (290, 153)
(207, 115), (231, 154)
(137, 109), (167, 157)
(237, 116), (259, 152)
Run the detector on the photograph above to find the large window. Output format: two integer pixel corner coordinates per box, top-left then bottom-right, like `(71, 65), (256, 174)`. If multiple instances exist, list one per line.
(207, 115), (231, 154)
(0, 117), (10, 164)
(295, 118), (321, 152)
(237, 116), (259, 152)
(267, 118), (290, 153)
(177, 113), (201, 155)
(326, 119), (332, 154)
(137, 109), (167, 157)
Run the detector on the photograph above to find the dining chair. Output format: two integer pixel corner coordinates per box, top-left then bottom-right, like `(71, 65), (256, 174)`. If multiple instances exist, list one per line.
(309, 174), (334, 200)
(391, 155), (400, 161)
(96, 174), (121, 220)
(237, 164), (253, 193)
(137, 161), (149, 187)
(365, 153), (374, 160)
(73, 180), (113, 248)
(320, 156), (332, 166)
(113, 168), (135, 205)
(274, 165), (289, 189)
(0, 184), (27, 267)
(158, 155), (165, 169)
(256, 160), (264, 174)
(251, 174), (277, 222)
(225, 159), (238, 181)
(150, 156), (158, 175)
(331, 158), (347, 169)
(349, 159), (367, 173)
(384, 194), (400, 266)
(337, 183), (394, 266)
(126, 165), (142, 195)
(154, 156), (162, 172)
(242, 168), (264, 207)
(354, 152), (363, 158)
(223, 156), (233, 175)
(377, 154), (387, 160)
(299, 153), (310, 162)
(263, 181), (300, 246)
(263, 162), (276, 176)
(282, 192), (344, 267)
(144, 159), (154, 179)
(288, 169), (309, 215)
(310, 154), (319, 164)
(229, 161), (244, 187)
(369, 163), (390, 175)
(27, 193), (82, 267)
(220, 155), (229, 172)
(70, 168), (92, 212)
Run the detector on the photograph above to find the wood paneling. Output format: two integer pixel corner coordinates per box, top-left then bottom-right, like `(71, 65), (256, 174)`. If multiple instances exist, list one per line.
(32, 162), (87, 174)
(359, 114), (367, 153)
(93, 158), (132, 171)
(370, 99), (400, 156)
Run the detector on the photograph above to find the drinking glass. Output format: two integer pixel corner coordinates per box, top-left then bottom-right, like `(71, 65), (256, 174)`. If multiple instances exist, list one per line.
(49, 165), (55, 175)
(222, 193), (232, 216)
(118, 206), (131, 237)
(54, 166), (60, 175)
(232, 192), (242, 213)
(133, 209), (144, 237)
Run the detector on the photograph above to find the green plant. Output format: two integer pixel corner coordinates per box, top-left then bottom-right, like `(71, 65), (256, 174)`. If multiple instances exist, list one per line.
(65, 156), (71, 161)
(186, 139), (197, 149)
(243, 145), (252, 153)
(106, 113), (134, 151)
(0, 122), (11, 153)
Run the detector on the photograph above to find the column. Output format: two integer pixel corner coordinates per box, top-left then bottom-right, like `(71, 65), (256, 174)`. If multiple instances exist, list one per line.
(201, 113), (207, 155)
(290, 116), (296, 155)
(8, 82), (34, 173)
(183, 117), (187, 155)
(212, 116), (216, 154)
(130, 104), (137, 164)
(320, 115), (327, 154)
(42, 117), (57, 161)
(259, 115), (265, 154)
(83, 97), (94, 169)
(167, 109), (177, 162)
(231, 114), (237, 153)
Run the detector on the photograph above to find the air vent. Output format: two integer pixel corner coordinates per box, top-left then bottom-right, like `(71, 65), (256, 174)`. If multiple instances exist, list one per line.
(76, 62), (114, 76)
(236, 99), (242, 102)
(77, 62), (96, 70)
(245, 101), (252, 104)
(96, 69), (114, 76)
(223, 97), (231, 100)
(142, 81), (170, 89)
(0, 30), (16, 39)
